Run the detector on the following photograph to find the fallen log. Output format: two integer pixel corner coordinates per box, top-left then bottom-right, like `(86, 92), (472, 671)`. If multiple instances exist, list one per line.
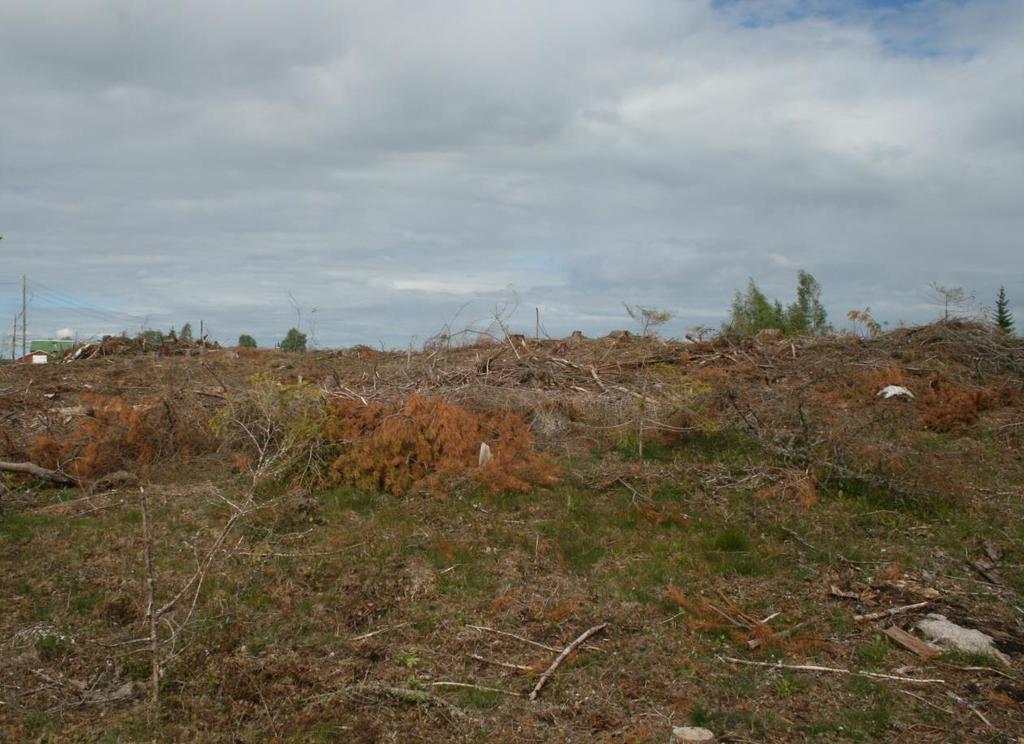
(0, 461), (78, 486)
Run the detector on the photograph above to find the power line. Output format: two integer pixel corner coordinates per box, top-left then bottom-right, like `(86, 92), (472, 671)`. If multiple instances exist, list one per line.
(26, 279), (156, 326)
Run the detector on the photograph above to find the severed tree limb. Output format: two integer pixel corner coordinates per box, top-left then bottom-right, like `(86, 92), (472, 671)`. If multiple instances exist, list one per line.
(430, 681), (522, 697)
(854, 602), (930, 623)
(0, 460), (77, 486)
(134, 483), (271, 707)
(154, 505), (253, 619)
(719, 656), (945, 684)
(947, 691), (999, 731)
(899, 689), (954, 716)
(529, 623), (608, 701)
(466, 624), (561, 653)
(139, 488), (160, 706)
(939, 663), (1017, 681)
(617, 477), (650, 505)
(342, 683), (471, 720)
(470, 654), (534, 672)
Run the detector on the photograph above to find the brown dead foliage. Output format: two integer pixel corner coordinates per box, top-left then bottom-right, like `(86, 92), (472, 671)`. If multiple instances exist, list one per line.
(325, 394), (559, 495)
(757, 469), (820, 508)
(634, 500), (690, 527)
(27, 393), (213, 480)
(663, 585), (831, 657)
(918, 378), (1021, 433)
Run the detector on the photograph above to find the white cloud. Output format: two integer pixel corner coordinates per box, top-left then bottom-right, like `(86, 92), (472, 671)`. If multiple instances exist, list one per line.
(1, 0), (1021, 345)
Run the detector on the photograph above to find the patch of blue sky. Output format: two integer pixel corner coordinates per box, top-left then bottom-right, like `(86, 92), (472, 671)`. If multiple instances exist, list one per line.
(711, 0), (973, 59)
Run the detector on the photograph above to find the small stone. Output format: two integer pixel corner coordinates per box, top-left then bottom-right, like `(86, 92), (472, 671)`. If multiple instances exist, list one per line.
(670, 726), (716, 743)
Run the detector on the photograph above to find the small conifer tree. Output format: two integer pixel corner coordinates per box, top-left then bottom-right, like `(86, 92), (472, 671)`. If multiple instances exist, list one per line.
(994, 286), (1014, 333)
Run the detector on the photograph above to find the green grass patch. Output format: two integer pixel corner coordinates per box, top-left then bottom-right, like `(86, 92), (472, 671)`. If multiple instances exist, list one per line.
(840, 677), (894, 740)
(613, 438), (676, 462)
(0, 512), (60, 542)
(677, 430), (762, 465)
(69, 590), (102, 616)
(320, 485), (380, 517)
(700, 525), (767, 577)
(826, 476), (948, 519)
(854, 634), (891, 669)
(430, 544), (495, 599)
(537, 521), (606, 573)
(705, 525), (751, 553)
(447, 686), (504, 710)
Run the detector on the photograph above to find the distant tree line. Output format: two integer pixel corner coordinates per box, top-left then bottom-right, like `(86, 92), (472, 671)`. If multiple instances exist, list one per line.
(232, 328), (307, 352)
(138, 323), (194, 346)
(723, 273), (1014, 337)
(136, 328), (309, 351)
(131, 280), (1016, 352)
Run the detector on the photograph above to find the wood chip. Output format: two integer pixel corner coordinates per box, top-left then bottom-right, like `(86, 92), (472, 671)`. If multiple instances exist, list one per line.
(882, 625), (942, 660)
(829, 584), (860, 600)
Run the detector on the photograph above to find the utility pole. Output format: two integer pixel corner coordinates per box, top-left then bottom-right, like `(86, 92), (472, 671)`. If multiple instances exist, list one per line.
(21, 275), (27, 358)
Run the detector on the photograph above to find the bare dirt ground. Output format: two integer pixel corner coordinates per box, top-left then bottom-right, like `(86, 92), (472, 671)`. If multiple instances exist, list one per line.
(2, 322), (1023, 742)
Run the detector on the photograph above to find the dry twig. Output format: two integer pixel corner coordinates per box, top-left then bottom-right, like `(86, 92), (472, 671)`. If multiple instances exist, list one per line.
(465, 624), (561, 653)
(529, 623), (608, 701)
(430, 681), (522, 697)
(854, 602), (930, 623)
(718, 656), (945, 684)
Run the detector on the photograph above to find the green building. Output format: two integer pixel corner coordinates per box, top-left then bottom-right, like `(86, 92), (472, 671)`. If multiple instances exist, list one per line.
(30, 339), (75, 356)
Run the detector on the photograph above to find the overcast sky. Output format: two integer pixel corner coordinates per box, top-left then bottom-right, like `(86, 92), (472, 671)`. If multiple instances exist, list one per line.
(1, 0), (1021, 348)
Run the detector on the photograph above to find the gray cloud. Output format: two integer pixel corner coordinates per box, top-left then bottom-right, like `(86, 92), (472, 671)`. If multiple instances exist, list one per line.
(1, 0), (1021, 347)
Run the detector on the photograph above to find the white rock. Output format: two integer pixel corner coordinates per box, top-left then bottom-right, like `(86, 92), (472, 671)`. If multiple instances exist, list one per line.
(670, 727), (716, 743)
(877, 385), (915, 399)
(916, 613), (1010, 665)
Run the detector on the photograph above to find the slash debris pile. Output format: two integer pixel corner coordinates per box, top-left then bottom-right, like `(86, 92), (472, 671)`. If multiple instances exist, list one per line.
(1, 320), (1021, 505)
